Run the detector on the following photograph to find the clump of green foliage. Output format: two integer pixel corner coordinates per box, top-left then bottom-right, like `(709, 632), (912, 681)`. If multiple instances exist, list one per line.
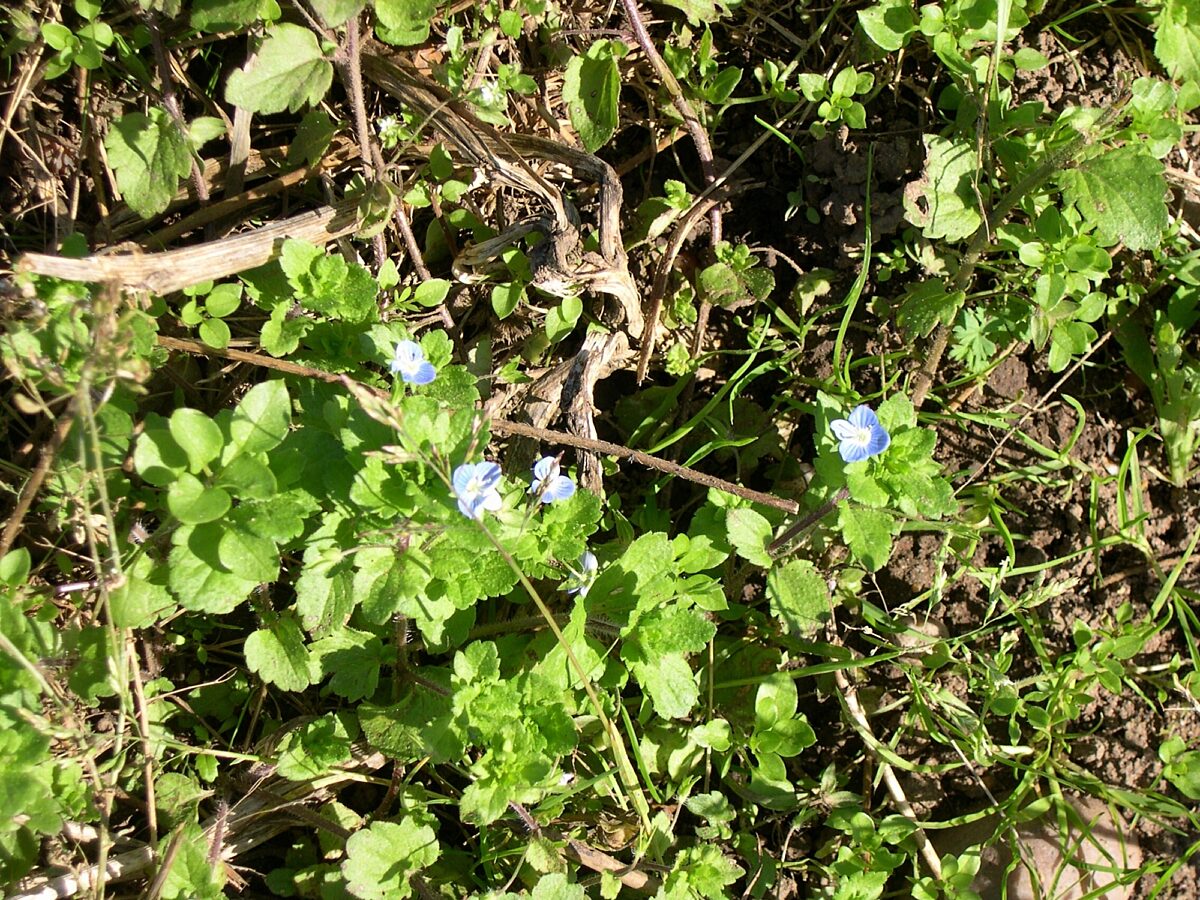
(2, 0), (1200, 897)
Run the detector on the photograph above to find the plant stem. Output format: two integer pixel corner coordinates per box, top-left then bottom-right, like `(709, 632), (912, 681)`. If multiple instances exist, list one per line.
(335, 15), (387, 268)
(768, 486), (849, 556)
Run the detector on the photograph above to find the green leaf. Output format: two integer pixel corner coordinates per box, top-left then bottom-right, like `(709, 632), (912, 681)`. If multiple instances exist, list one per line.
(838, 505), (897, 571)
(1163, 747), (1200, 799)
(373, 0), (437, 46)
(1156, 0), (1200, 83)
(630, 653), (700, 719)
(754, 672), (797, 729)
(204, 283), (243, 318)
(656, 0), (722, 25)
(897, 282), (965, 338)
(766, 559), (831, 637)
(159, 823), (225, 899)
(310, 0), (366, 27)
(857, 0), (917, 52)
(342, 819), (440, 899)
(67, 627), (117, 701)
(311, 629), (382, 701)
(261, 301), (311, 356)
(491, 281), (524, 319)
(190, 0), (269, 32)
(697, 261), (740, 307)
(167, 474), (232, 524)
(562, 41), (621, 152)
(169, 408), (224, 472)
(1057, 147), (1168, 251)
(216, 454), (277, 499)
(104, 108), (192, 219)
(903, 135), (983, 242)
(187, 116), (227, 151)
(288, 109), (338, 167)
(726, 507), (773, 568)
(545, 295), (583, 342)
(229, 380), (291, 456)
(225, 23), (333, 114)
(245, 614), (316, 692)
(218, 527), (279, 583)
(110, 573), (174, 628)
(413, 277), (450, 307)
(276, 713), (355, 781)
(526, 874), (586, 900)
(280, 239), (380, 322)
(1, 548), (32, 587)
(168, 525), (259, 613)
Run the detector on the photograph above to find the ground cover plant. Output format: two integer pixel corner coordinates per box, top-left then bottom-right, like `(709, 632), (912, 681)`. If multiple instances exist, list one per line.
(3, 0), (1200, 896)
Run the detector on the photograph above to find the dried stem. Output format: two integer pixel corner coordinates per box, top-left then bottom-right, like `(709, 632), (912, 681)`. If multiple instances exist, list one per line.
(834, 667), (944, 878)
(334, 15), (386, 267)
(636, 193), (723, 383)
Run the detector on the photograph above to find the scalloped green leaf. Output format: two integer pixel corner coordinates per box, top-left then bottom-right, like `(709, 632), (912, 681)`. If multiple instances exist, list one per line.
(104, 108), (192, 219)
(225, 23), (333, 114)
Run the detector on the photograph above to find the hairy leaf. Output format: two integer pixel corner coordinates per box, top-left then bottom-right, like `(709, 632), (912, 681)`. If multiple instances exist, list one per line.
(225, 23), (333, 114)
(903, 135), (983, 242)
(104, 108), (192, 219)
(1057, 147), (1168, 251)
(563, 40), (620, 152)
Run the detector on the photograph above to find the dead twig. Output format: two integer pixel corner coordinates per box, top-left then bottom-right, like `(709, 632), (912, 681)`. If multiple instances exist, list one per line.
(16, 198), (361, 294)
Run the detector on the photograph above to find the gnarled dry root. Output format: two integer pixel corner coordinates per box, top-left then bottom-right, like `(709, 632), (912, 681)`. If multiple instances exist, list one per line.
(361, 51), (643, 488)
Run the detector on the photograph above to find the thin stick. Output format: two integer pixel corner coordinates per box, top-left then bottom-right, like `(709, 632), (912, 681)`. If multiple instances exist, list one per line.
(16, 198), (362, 294)
(335, 15), (387, 267)
(0, 401), (76, 559)
(491, 418), (799, 513)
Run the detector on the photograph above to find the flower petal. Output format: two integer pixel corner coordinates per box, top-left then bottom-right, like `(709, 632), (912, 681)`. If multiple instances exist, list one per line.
(866, 427), (890, 456)
(532, 457), (557, 481)
(830, 418), (857, 441)
(406, 361), (436, 385)
(476, 462), (502, 487)
(848, 404), (878, 428)
(839, 440), (870, 463)
(541, 476), (576, 503)
(452, 463), (475, 495)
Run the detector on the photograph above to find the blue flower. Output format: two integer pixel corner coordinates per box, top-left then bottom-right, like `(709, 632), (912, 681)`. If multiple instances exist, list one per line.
(830, 404), (890, 463)
(529, 456), (575, 503)
(452, 461), (503, 520)
(390, 339), (436, 385)
(563, 551), (598, 597)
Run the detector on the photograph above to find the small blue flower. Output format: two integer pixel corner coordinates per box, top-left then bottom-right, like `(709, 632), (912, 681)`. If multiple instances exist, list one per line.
(830, 404), (890, 463)
(390, 340), (436, 385)
(529, 456), (575, 503)
(563, 551), (598, 597)
(452, 461), (503, 520)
